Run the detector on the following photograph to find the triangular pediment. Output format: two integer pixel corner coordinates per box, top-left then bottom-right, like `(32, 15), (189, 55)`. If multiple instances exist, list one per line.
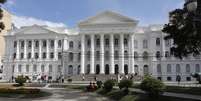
(16, 25), (57, 35)
(79, 11), (138, 26)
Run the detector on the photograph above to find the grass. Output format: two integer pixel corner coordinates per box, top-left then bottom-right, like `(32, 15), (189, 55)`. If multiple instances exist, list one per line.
(65, 85), (86, 90)
(0, 88), (52, 98)
(165, 86), (201, 96)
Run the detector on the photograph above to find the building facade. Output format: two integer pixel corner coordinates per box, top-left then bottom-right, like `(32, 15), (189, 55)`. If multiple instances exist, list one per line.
(2, 11), (201, 82)
(0, 9), (12, 80)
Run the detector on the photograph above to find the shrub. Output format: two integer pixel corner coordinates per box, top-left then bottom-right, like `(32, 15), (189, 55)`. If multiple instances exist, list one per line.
(15, 75), (27, 86)
(96, 81), (103, 88)
(140, 75), (165, 97)
(67, 79), (72, 83)
(103, 79), (116, 92)
(118, 79), (133, 90)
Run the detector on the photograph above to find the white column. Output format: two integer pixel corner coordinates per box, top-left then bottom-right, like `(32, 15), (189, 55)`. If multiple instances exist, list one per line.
(54, 39), (58, 60)
(24, 40), (27, 59)
(90, 34), (95, 74)
(31, 40), (34, 58)
(120, 34), (124, 74)
(63, 38), (69, 51)
(131, 34), (135, 74)
(81, 35), (85, 74)
(110, 34), (114, 74)
(100, 34), (105, 74)
(39, 40), (42, 59)
(16, 40), (20, 59)
(46, 40), (50, 59)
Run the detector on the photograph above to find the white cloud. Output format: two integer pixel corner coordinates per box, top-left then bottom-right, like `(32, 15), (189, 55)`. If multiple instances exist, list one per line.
(12, 15), (67, 28)
(5, 0), (16, 7)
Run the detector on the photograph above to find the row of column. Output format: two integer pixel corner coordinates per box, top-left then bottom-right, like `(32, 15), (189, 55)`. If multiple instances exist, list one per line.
(80, 34), (135, 74)
(15, 39), (58, 60)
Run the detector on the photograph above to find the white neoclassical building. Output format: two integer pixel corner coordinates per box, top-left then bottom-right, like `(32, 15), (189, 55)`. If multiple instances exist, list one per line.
(2, 11), (201, 82)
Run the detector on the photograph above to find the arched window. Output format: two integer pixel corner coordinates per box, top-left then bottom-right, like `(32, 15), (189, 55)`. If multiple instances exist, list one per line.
(134, 52), (138, 60)
(69, 52), (74, 62)
(134, 65), (139, 74)
(68, 65), (73, 75)
(124, 38), (128, 46)
(124, 51), (129, 60)
(156, 38), (160, 46)
(195, 64), (200, 73)
(87, 39), (91, 47)
(165, 51), (170, 58)
(143, 65), (149, 75)
(115, 38), (119, 46)
(156, 51), (161, 59)
(176, 64), (181, 73)
(167, 64), (172, 73)
(86, 64), (90, 74)
(143, 40), (148, 48)
(157, 64), (162, 73)
(96, 38), (100, 46)
(69, 41), (74, 48)
(143, 51), (149, 60)
(186, 64), (191, 73)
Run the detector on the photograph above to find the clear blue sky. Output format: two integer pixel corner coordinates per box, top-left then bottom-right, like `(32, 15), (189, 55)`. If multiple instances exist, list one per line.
(4, 0), (184, 27)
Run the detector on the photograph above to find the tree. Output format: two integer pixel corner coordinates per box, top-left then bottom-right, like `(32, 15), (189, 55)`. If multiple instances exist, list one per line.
(0, 0), (7, 32)
(162, 1), (201, 58)
(15, 75), (27, 86)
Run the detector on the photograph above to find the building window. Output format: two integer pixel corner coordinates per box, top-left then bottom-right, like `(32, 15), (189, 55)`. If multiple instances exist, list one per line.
(165, 40), (171, 47)
(14, 41), (17, 48)
(69, 52), (74, 62)
(18, 65), (22, 73)
(13, 53), (16, 59)
(26, 65), (29, 73)
(114, 51), (119, 60)
(134, 40), (138, 48)
(105, 51), (110, 60)
(58, 40), (62, 48)
(69, 41), (74, 49)
(42, 40), (46, 48)
(157, 64), (162, 73)
(143, 40), (148, 48)
(50, 52), (54, 59)
(105, 38), (109, 47)
(33, 65), (37, 73)
(41, 65), (45, 72)
(124, 38), (128, 46)
(35, 53), (39, 59)
(134, 52), (138, 60)
(176, 64), (181, 73)
(49, 65), (52, 73)
(195, 64), (200, 73)
(87, 39), (91, 47)
(156, 38), (160, 46)
(50, 40), (54, 48)
(20, 53), (24, 59)
(124, 51), (128, 60)
(167, 64), (172, 73)
(78, 53), (81, 62)
(165, 51), (170, 58)
(134, 65), (139, 74)
(86, 51), (90, 61)
(21, 40), (24, 49)
(78, 41), (81, 49)
(58, 52), (62, 59)
(156, 51), (161, 59)
(28, 41), (32, 48)
(42, 52), (46, 59)
(186, 77), (191, 81)
(96, 38), (100, 47)
(186, 64), (191, 73)
(115, 38), (119, 46)
(96, 51), (100, 61)
(143, 51), (149, 60)
(28, 53), (31, 59)
(35, 40), (39, 48)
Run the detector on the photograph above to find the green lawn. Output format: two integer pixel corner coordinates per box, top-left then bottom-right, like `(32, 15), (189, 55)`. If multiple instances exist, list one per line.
(165, 86), (201, 96)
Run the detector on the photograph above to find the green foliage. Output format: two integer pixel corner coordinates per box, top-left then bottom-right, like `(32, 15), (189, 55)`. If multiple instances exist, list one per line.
(15, 76), (27, 86)
(120, 95), (136, 101)
(140, 76), (165, 97)
(103, 79), (116, 92)
(96, 81), (103, 88)
(0, 0), (6, 4)
(118, 79), (133, 89)
(0, 0), (6, 32)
